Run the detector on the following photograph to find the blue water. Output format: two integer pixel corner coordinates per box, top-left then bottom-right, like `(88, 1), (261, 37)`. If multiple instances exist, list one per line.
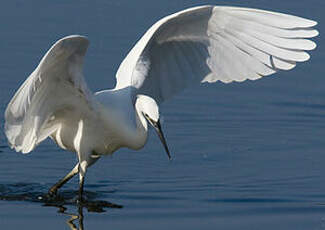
(0, 0), (324, 229)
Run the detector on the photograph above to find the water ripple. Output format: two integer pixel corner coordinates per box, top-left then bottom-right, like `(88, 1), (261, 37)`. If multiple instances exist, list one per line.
(0, 183), (122, 212)
(206, 197), (302, 204)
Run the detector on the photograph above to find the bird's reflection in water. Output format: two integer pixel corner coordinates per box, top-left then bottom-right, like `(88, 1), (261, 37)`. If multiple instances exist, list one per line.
(45, 198), (123, 230)
(62, 206), (84, 230)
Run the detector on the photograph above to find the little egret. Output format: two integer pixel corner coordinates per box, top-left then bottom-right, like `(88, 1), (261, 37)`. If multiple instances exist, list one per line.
(5, 5), (318, 201)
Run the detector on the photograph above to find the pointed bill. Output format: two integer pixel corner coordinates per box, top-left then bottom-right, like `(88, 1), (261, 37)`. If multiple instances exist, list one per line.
(146, 117), (172, 160)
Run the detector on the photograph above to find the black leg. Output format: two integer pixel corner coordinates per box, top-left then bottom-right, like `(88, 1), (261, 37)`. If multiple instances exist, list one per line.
(48, 163), (79, 196)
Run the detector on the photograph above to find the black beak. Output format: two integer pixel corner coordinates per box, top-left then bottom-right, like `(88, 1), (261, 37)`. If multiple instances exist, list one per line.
(147, 118), (171, 160)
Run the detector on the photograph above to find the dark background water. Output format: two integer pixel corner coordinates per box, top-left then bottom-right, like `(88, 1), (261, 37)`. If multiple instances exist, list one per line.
(0, 0), (324, 229)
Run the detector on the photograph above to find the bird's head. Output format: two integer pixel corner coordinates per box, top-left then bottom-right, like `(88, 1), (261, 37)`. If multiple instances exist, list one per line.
(135, 95), (171, 160)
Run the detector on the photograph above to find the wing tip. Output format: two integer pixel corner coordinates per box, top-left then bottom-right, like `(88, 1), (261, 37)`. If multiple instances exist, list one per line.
(307, 19), (318, 27)
(53, 35), (90, 56)
(308, 40), (318, 50)
(312, 29), (320, 38)
(59, 35), (89, 42)
(290, 17), (318, 28)
(38, 35), (90, 66)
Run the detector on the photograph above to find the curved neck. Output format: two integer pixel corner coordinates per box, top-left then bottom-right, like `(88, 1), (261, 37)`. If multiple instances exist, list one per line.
(94, 89), (149, 151)
(127, 106), (148, 150)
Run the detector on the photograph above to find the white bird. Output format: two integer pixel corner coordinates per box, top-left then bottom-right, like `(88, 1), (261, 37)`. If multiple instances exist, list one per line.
(4, 5), (318, 201)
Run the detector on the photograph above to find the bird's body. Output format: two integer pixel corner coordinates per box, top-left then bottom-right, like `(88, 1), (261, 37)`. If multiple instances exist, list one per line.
(4, 5), (318, 200)
(49, 88), (150, 158)
(49, 93), (127, 156)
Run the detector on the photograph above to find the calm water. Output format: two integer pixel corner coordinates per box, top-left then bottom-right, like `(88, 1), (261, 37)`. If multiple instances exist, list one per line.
(0, 0), (324, 229)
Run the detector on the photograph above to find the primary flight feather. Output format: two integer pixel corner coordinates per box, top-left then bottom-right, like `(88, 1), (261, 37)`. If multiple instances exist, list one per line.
(4, 5), (318, 200)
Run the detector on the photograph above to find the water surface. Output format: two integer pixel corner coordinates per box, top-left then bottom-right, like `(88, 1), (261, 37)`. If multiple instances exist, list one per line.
(0, 0), (324, 229)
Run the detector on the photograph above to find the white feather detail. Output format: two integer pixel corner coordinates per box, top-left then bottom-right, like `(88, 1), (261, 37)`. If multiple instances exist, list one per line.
(115, 5), (318, 103)
(5, 35), (93, 153)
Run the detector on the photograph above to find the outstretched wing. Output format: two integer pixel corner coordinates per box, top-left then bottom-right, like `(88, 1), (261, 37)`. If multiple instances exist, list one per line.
(5, 35), (93, 153)
(115, 5), (318, 103)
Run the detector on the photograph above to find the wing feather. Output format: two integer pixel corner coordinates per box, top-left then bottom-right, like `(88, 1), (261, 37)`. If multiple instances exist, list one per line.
(5, 35), (92, 153)
(222, 6), (317, 28)
(115, 5), (318, 103)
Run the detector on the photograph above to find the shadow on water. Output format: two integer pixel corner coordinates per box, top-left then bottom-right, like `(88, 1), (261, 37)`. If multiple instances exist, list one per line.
(0, 183), (122, 229)
(0, 145), (7, 153)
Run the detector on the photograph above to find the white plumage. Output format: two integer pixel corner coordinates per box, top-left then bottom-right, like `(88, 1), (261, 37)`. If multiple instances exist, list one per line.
(115, 6), (318, 103)
(4, 5), (318, 200)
